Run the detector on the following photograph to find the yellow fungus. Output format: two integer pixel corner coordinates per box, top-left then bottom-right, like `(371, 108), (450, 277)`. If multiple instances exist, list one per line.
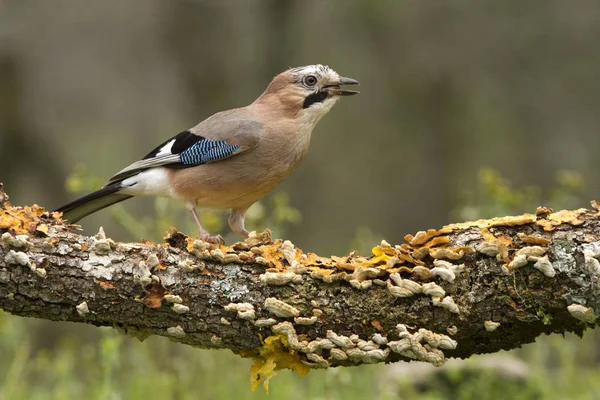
(249, 334), (309, 393)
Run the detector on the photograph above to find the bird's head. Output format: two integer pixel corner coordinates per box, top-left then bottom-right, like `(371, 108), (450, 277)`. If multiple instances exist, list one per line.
(258, 64), (359, 124)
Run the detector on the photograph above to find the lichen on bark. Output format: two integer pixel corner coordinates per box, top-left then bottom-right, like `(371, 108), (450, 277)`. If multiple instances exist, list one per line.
(1, 184), (600, 391)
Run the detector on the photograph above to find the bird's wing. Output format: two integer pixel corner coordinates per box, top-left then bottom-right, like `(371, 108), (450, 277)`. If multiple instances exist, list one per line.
(107, 115), (262, 185)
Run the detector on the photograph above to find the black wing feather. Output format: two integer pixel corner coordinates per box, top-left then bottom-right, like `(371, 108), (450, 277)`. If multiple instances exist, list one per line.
(107, 130), (242, 183)
(143, 130), (204, 159)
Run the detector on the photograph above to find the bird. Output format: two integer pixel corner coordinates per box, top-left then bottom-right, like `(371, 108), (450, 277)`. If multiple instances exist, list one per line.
(55, 64), (359, 244)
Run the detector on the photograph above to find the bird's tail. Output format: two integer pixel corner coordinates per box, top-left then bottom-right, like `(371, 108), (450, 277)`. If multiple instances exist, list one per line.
(55, 184), (133, 223)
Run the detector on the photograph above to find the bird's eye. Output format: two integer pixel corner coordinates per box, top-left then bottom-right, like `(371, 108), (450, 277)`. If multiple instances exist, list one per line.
(303, 75), (318, 87)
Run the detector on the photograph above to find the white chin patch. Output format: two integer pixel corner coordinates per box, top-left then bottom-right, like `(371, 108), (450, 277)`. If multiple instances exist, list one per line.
(301, 96), (339, 126)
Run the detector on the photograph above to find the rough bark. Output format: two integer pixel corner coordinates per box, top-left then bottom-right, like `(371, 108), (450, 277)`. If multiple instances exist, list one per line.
(1, 183), (600, 385)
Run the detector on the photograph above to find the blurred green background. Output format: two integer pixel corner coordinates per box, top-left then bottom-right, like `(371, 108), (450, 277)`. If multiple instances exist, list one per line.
(2, 0), (600, 398)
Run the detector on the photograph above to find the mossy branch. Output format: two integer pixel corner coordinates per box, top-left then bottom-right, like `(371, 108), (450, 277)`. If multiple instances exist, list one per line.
(1, 183), (600, 388)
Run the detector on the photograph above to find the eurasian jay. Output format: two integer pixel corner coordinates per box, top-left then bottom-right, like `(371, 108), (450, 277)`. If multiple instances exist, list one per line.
(56, 65), (359, 243)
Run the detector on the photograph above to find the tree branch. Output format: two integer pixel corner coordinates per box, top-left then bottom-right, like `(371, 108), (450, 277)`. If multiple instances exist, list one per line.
(1, 183), (600, 389)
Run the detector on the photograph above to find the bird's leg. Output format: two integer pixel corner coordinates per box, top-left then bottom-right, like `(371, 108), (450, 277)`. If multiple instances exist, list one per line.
(228, 207), (250, 238)
(186, 202), (224, 245)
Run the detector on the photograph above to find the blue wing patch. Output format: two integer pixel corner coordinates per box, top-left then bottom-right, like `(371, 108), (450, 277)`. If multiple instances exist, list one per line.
(179, 139), (242, 166)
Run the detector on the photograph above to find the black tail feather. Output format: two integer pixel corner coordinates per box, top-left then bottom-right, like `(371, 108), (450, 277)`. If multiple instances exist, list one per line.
(55, 184), (133, 223)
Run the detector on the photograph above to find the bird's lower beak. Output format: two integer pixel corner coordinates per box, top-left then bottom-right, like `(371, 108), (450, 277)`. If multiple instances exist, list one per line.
(324, 76), (360, 96)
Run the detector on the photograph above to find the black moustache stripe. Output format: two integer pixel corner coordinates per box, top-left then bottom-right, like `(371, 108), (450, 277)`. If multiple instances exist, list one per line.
(303, 91), (328, 109)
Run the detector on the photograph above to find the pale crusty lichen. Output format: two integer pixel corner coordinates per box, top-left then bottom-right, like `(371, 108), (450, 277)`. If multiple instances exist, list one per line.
(582, 242), (600, 279)
(5, 250), (30, 267)
(1, 232), (31, 249)
(133, 261), (152, 287)
(9, 195), (600, 392)
(146, 253), (160, 269)
(93, 227), (115, 253)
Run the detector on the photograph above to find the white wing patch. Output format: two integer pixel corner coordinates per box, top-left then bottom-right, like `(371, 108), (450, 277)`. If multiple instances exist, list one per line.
(155, 139), (176, 157)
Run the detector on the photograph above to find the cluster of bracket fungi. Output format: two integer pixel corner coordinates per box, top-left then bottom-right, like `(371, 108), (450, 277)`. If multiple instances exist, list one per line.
(2, 194), (600, 390)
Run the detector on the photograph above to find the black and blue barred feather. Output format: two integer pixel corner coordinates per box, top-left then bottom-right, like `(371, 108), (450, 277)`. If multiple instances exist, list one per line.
(107, 130), (244, 183)
(144, 130), (241, 167)
(179, 139), (241, 166)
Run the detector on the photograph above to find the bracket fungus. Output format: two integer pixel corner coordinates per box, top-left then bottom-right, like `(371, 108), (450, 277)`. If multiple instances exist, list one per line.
(4, 187), (600, 393)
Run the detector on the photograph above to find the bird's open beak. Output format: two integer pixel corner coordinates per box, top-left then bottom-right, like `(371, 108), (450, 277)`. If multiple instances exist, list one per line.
(323, 76), (360, 96)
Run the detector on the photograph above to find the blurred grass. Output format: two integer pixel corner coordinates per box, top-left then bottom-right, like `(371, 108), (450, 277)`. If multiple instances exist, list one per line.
(2, 167), (600, 399)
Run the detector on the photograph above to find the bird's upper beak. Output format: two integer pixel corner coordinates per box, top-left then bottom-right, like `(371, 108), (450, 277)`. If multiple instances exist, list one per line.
(323, 76), (360, 96)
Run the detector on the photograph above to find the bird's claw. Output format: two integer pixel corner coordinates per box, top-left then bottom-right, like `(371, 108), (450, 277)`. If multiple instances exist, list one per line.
(200, 233), (225, 245)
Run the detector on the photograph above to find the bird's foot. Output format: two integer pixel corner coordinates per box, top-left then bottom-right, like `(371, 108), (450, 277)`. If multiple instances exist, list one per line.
(200, 233), (225, 245)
